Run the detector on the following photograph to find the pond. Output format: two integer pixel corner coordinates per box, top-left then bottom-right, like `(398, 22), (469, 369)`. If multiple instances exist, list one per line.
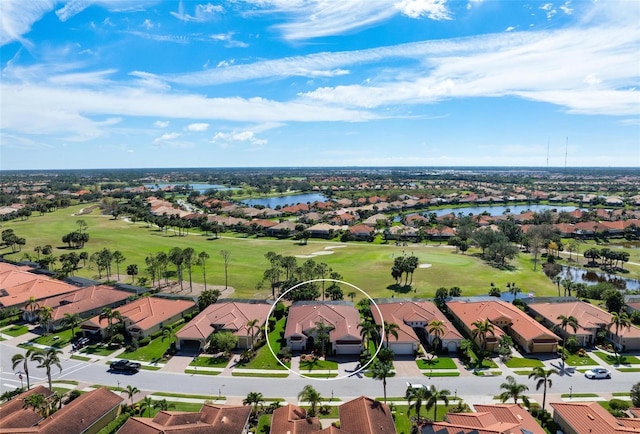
(416, 204), (580, 218)
(144, 183), (235, 193)
(242, 193), (328, 208)
(556, 265), (640, 292)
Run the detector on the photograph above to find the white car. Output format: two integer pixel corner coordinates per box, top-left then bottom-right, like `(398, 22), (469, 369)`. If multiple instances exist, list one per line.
(585, 367), (611, 379)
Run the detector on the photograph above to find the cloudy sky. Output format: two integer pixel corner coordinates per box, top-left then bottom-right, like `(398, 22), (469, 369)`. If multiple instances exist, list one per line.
(1, 0), (638, 170)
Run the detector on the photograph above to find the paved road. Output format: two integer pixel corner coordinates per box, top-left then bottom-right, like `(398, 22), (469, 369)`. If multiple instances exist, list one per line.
(1, 342), (635, 407)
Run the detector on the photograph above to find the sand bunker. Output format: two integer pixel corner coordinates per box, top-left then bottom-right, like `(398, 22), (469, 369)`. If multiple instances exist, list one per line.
(418, 263), (432, 268)
(325, 246), (347, 250)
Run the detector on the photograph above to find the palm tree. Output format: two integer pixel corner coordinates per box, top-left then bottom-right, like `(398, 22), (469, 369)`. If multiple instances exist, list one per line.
(61, 312), (82, 339)
(608, 311), (632, 357)
(528, 367), (558, 411)
(297, 385), (322, 417)
(161, 326), (175, 344)
(182, 247), (196, 291)
(498, 375), (530, 405)
(153, 399), (176, 411)
(99, 307), (121, 338)
(25, 296), (40, 322)
(359, 320), (380, 351)
(370, 360), (395, 404)
(125, 385), (140, 407)
(22, 392), (49, 418)
(198, 251), (210, 290)
(428, 320), (445, 351)
(143, 396), (154, 417)
(11, 348), (38, 390)
(553, 275), (562, 297)
(406, 385), (430, 424)
(471, 319), (495, 360)
(112, 250), (125, 280)
(426, 385), (450, 422)
(383, 321), (400, 348)
(220, 250), (231, 289)
(312, 320), (333, 359)
(38, 306), (53, 335)
(556, 314), (579, 366)
(32, 348), (62, 390)
(126, 264), (138, 284)
(246, 319), (260, 350)
(348, 291), (356, 303)
(243, 391), (265, 416)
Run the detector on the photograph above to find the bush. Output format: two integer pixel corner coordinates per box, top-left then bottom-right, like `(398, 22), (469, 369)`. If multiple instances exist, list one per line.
(565, 336), (580, 354)
(609, 399), (629, 411)
(631, 382), (640, 407)
(138, 337), (151, 347)
(318, 405), (331, 415)
(278, 346), (292, 362)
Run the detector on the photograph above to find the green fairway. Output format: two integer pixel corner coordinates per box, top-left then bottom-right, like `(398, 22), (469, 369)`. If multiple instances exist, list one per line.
(4, 202), (633, 300)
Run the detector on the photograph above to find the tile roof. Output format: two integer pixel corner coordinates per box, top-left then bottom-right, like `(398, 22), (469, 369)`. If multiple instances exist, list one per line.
(528, 301), (640, 339)
(118, 404), (251, 434)
(39, 285), (131, 321)
(284, 303), (361, 342)
(551, 401), (640, 434)
(447, 300), (559, 342)
(338, 396), (397, 434)
(371, 301), (462, 344)
(0, 267), (80, 308)
(270, 404), (321, 434)
(36, 387), (123, 434)
(82, 297), (195, 333)
(176, 301), (271, 340)
(0, 385), (52, 429)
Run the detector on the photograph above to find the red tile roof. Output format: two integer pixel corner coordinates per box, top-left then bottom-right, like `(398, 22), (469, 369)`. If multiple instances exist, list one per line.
(285, 303), (361, 343)
(0, 385), (52, 429)
(338, 396), (397, 434)
(551, 401), (640, 434)
(270, 404), (321, 434)
(39, 285), (131, 321)
(176, 301), (272, 340)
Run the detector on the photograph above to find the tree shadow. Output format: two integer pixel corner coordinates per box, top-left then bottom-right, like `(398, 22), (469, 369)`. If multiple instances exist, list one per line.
(387, 284), (412, 294)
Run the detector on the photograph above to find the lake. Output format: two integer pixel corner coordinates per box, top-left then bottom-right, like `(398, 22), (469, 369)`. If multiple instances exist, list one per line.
(242, 193), (328, 208)
(144, 183), (235, 193)
(416, 204), (579, 217)
(556, 265), (640, 291)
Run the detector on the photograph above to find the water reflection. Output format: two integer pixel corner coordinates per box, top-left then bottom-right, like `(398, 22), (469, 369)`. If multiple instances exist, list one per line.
(556, 265), (639, 291)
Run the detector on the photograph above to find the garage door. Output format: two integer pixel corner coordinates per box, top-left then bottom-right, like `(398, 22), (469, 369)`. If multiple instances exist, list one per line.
(390, 342), (414, 355)
(446, 341), (458, 352)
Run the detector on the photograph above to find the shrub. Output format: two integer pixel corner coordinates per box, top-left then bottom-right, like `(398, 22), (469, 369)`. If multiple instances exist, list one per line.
(609, 399), (629, 411)
(138, 337), (151, 347)
(318, 405), (331, 415)
(565, 336), (580, 354)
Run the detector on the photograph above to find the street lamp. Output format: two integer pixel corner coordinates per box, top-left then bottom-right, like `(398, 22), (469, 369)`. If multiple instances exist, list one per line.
(569, 385), (573, 400)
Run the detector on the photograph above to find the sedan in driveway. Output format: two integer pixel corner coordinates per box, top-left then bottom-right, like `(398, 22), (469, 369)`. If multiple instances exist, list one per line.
(585, 367), (611, 379)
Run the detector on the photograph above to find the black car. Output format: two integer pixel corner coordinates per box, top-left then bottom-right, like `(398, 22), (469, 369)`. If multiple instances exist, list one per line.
(109, 360), (141, 374)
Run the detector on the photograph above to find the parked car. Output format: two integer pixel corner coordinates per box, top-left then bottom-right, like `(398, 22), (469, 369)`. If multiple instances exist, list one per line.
(585, 367), (611, 379)
(405, 382), (428, 396)
(109, 360), (141, 374)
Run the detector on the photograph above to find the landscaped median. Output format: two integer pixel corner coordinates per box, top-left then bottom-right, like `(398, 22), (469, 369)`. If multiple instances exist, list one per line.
(184, 355), (229, 376)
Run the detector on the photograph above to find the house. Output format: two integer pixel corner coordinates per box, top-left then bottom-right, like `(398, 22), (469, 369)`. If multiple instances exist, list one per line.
(0, 387), (123, 434)
(80, 297), (195, 339)
(385, 225), (419, 241)
(270, 404), (321, 434)
(363, 214), (390, 228)
(0, 385), (53, 430)
(527, 300), (640, 351)
(307, 223), (337, 239)
(447, 300), (559, 353)
(371, 300), (462, 354)
(266, 221), (299, 237)
(284, 302), (362, 355)
(338, 396), (397, 434)
(117, 404), (251, 434)
(347, 224), (375, 241)
(31, 285), (131, 329)
(426, 403), (545, 434)
(0, 264), (81, 310)
(176, 300), (272, 351)
(551, 401), (640, 434)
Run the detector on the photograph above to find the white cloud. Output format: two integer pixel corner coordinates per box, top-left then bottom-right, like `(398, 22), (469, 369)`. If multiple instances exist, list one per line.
(583, 73), (601, 87)
(209, 32), (248, 48)
(187, 123), (209, 132)
(141, 19), (154, 29)
(56, 0), (159, 22)
(212, 130), (267, 146)
(153, 120), (169, 128)
(171, 1), (224, 22)
(394, 0), (450, 20)
(505, 26), (516, 32)
(0, 0), (55, 47)
(560, 1), (573, 15)
(466, 0), (483, 10)
(153, 132), (181, 144)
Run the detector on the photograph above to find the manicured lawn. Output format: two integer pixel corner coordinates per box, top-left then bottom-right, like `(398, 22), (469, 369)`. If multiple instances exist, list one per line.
(153, 392), (218, 400)
(416, 356), (457, 370)
(617, 368), (640, 372)
(143, 402), (204, 418)
(232, 372), (288, 378)
(71, 355), (91, 361)
(301, 373), (338, 378)
(2, 324), (29, 337)
(119, 337), (172, 363)
(185, 369), (221, 376)
(30, 328), (75, 348)
(612, 392), (630, 396)
(190, 356), (230, 368)
(80, 344), (118, 357)
(561, 393), (598, 398)
(392, 404), (458, 433)
(505, 358), (544, 368)
(423, 371), (460, 377)
(257, 414), (271, 434)
(593, 351), (640, 365)
(237, 317), (289, 370)
(140, 365), (162, 371)
(564, 353), (598, 366)
(0, 203), (576, 300)
(299, 358), (338, 371)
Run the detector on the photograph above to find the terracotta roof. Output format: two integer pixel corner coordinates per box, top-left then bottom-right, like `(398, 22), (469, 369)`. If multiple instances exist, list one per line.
(82, 297), (195, 333)
(448, 300), (559, 342)
(551, 401), (640, 434)
(176, 301), (271, 340)
(371, 301), (462, 344)
(338, 396), (396, 434)
(118, 404), (251, 434)
(0, 268), (80, 308)
(270, 404), (321, 434)
(0, 385), (52, 429)
(528, 301), (640, 339)
(313, 427), (351, 434)
(284, 303), (361, 343)
(36, 387), (123, 434)
(39, 285), (131, 321)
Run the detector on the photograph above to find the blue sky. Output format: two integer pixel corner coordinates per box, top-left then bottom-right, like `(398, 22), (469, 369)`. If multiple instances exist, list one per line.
(1, 0), (638, 170)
